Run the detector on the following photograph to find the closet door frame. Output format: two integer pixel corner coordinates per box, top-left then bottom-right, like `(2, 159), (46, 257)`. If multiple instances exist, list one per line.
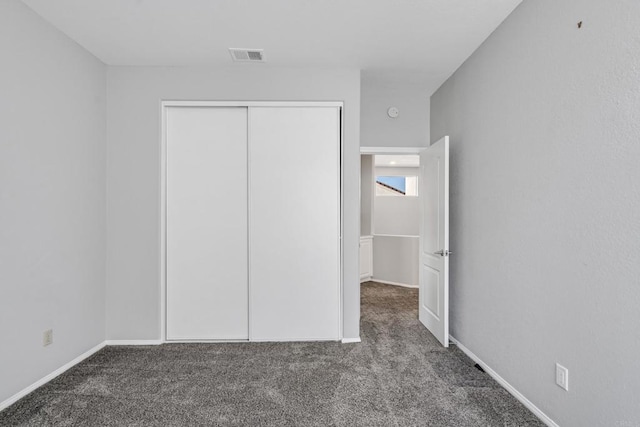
(160, 100), (344, 343)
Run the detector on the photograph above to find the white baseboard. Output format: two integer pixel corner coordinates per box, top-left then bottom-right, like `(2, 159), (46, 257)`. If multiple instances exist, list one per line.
(341, 337), (361, 344)
(165, 339), (248, 343)
(360, 276), (372, 283)
(0, 342), (106, 412)
(370, 278), (418, 289)
(449, 336), (559, 427)
(104, 340), (163, 346)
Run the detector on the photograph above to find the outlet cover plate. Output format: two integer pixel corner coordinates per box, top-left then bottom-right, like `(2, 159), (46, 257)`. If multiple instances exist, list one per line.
(43, 329), (53, 347)
(556, 363), (569, 391)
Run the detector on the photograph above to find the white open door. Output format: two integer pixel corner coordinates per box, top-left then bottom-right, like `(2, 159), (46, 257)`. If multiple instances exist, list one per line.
(419, 136), (450, 347)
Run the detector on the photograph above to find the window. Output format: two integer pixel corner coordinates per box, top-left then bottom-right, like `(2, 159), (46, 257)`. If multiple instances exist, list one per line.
(376, 176), (418, 196)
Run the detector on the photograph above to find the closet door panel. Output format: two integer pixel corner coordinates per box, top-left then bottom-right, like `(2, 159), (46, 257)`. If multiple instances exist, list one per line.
(249, 107), (340, 341)
(166, 107), (248, 340)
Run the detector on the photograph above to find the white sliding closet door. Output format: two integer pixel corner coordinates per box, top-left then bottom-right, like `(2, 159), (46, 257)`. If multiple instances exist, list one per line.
(249, 107), (341, 341)
(166, 107), (248, 340)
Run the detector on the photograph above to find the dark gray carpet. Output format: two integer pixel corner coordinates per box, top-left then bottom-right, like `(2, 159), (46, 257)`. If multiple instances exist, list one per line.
(0, 282), (544, 426)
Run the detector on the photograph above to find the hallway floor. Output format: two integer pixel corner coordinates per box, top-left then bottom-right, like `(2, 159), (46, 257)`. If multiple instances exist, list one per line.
(0, 282), (543, 426)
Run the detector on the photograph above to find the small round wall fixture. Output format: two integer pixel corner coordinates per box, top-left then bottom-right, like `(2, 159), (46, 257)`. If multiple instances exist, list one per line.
(387, 107), (399, 118)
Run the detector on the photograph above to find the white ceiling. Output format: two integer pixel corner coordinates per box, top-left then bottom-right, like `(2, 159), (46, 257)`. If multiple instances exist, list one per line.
(375, 155), (420, 168)
(21, 0), (521, 80)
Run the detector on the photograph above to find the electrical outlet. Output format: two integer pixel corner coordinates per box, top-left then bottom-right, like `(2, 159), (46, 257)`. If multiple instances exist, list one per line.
(556, 363), (569, 391)
(43, 329), (53, 347)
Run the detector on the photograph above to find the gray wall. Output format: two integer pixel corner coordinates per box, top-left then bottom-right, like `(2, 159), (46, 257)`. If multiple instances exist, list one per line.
(361, 70), (434, 147)
(0, 1), (106, 404)
(360, 155), (374, 236)
(106, 67), (361, 340)
(430, 0), (640, 425)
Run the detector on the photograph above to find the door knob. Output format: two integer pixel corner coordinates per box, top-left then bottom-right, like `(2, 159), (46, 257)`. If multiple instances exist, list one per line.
(433, 250), (453, 256)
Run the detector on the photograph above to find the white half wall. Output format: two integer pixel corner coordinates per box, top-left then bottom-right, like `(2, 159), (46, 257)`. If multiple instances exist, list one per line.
(431, 0), (640, 425)
(0, 0), (106, 405)
(372, 236), (419, 287)
(106, 67), (361, 341)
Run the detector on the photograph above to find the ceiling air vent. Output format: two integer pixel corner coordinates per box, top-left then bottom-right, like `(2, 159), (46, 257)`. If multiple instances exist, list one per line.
(229, 48), (265, 62)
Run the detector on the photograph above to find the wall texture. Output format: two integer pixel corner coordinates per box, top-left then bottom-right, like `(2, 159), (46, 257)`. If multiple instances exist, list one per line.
(361, 70), (436, 147)
(106, 67), (361, 340)
(431, 0), (640, 425)
(0, 1), (106, 405)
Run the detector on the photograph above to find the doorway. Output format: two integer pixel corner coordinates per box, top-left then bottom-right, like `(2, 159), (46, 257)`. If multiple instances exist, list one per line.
(360, 141), (451, 348)
(360, 150), (421, 290)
